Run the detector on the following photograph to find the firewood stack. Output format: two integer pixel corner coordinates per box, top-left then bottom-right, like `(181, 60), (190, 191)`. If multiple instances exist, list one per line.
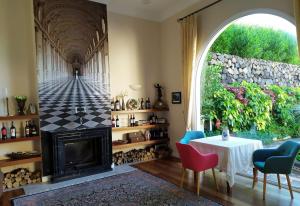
(2, 168), (41, 190)
(113, 145), (171, 165)
(113, 146), (156, 165)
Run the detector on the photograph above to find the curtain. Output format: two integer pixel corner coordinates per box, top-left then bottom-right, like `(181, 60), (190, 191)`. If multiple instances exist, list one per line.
(295, 0), (300, 54)
(181, 15), (198, 130)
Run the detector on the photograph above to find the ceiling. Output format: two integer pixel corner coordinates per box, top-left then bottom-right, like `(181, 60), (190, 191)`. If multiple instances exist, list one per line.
(92, 0), (201, 22)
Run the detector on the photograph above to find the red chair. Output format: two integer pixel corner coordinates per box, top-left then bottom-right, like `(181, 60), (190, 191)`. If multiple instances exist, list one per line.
(176, 142), (219, 195)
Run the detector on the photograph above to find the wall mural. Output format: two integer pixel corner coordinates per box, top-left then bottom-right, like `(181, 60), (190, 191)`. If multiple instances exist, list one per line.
(33, 0), (111, 131)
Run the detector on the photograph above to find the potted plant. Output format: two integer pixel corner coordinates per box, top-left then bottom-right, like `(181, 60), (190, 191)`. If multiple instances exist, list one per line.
(15, 96), (27, 115)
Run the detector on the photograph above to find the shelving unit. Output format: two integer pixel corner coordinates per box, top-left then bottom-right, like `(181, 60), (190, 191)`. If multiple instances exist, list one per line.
(0, 114), (39, 121)
(0, 136), (40, 144)
(112, 123), (169, 132)
(112, 138), (169, 150)
(0, 156), (42, 168)
(111, 109), (168, 115)
(0, 114), (41, 169)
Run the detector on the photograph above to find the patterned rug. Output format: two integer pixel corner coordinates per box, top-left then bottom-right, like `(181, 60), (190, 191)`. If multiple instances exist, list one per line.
(12, 170), (221, 206)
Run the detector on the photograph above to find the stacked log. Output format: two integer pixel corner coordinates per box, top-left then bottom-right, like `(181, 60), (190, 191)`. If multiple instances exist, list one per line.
(2, 168), (41, 190)
(113, 145), (171, 165)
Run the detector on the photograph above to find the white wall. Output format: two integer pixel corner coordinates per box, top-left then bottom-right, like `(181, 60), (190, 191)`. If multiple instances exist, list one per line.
(161, 0), (294, 156)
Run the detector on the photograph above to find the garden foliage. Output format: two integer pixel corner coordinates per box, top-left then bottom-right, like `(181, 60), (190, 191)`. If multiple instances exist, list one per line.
(202, 64), (300, 137)
(210, 24), (300, 65)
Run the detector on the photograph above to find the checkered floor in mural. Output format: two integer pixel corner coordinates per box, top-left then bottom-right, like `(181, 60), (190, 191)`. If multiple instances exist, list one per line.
(39, 77), (111, 131)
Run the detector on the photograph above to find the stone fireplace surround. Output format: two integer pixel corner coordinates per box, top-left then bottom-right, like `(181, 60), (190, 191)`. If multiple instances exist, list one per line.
(42, 127), (112, 182)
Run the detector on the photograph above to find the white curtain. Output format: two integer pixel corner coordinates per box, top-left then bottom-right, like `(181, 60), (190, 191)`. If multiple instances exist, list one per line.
(180, 15), (198, 130)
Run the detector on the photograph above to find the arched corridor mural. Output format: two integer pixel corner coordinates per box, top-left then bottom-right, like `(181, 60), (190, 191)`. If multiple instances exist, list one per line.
(33, 0), (110, 131)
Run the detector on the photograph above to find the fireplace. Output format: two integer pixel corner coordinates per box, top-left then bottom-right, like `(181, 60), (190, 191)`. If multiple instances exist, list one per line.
(42, 127), (112, 182)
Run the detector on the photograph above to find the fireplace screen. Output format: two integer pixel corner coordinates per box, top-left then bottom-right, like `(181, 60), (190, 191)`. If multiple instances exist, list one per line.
(64, 140), (96, 167)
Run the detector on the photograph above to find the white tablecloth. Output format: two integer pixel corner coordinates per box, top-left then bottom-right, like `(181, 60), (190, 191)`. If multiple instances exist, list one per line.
(190, 136), (263, 187)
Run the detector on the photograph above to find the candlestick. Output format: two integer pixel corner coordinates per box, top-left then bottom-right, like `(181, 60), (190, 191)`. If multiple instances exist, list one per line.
(5, 88), (8, 98)
(6, 97), (9, 116)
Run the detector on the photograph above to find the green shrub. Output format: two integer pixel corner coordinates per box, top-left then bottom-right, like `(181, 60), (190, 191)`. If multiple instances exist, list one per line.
(201, 64), (300, 136)
(210, 24), (300, 65)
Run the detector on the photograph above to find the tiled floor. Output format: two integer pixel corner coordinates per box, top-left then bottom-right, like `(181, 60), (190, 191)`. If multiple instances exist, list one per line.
(39, 77), (111, 131)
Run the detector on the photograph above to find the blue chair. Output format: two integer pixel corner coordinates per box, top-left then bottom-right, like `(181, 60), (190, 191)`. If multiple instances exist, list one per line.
(179, 131), (205, 144)
(252, 141), (300, 200)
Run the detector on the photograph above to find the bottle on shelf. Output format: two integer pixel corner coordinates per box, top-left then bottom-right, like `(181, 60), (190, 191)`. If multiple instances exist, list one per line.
(116, 115), (120, 127)
(128, 114), (131, 127)
(112, 116), (116, 127)
(115, 98), (121, 111)
(121, 97), (126, 111)
(130, 114), (133, 127)
(1, 123), (7, 140)
(132, 114), (136, 126)
(111, 98), (115, 111)
(146, 97), (151, 109)
(140, 98), (144, 110)
(25, 121), (30, 137)
(151, 113), (156, 125)
(30, 121), (38, 136)
(10, 121), (16, 139)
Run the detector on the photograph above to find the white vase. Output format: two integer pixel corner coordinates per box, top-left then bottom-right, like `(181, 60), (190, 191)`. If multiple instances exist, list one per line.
(222, 126), (230, 141)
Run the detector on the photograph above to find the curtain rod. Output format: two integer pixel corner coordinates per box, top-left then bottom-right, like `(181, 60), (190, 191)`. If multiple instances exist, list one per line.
(177, 0), (223, 22)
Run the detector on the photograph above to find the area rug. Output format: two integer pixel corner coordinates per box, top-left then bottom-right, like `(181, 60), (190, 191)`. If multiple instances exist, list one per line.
(12, 170), (221, 206)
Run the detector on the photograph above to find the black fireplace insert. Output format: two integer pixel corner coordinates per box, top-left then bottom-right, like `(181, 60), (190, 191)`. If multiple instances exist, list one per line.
(42, 127), (112, 182)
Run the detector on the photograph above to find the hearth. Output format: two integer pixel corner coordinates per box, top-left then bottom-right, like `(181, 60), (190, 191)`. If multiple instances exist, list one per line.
(42, 127), (112, 182)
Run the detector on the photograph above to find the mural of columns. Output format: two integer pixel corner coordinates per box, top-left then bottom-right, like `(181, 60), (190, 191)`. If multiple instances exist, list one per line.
(33, 0), (110, 131)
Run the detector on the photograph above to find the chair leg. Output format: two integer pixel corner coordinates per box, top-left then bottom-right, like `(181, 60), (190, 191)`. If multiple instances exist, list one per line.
(252, 167), (258, 189)
(212, 168), (219, 191)
(277, 174), (281, 189)
(194, 171), (197, 184)
(197, 172), (201, 196)
(286, 174), (294, 199)
(263, 174), (267, 200)
(180, 167), (186, 188)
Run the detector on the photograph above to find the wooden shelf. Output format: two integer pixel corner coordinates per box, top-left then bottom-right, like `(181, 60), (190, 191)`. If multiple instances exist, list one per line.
(0, 156), (42, 168)
(112, 123), (169, 132)
(0, 114), (39, 121)
(111, 109), (168, 115)
(0, 136), (40, 144)
(113, 138), (169, 150)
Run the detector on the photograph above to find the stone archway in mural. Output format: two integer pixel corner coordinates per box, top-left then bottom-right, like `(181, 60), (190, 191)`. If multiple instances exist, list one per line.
(194, 9), (296, 129)
(34, 0), (111, 131)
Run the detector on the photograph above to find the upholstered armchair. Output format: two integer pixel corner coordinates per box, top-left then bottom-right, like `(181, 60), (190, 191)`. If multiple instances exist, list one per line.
(179, 131), (205, 144)
(252, 141), (300, 200)
(176, 142), (218, 195)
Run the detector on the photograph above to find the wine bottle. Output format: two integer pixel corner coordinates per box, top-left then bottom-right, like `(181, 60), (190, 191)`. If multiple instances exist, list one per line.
(111, 98), (115, 111)
(140, 98), (144, 110)
(130, 114), (133, 127)
(116, 115), (120, 127)
(112, 116), (116, 127)
(146, 97), (151, 109)
(151, 113), (156, 125)
(1, 123), (7, 140)
(25, 121), (30, 137)
(31, 121), (38, 136)
(132, 114), (136, 127)
(115, 98), (120, 111)
(128, 114), (131, 127)
(10, 121), (16, 139)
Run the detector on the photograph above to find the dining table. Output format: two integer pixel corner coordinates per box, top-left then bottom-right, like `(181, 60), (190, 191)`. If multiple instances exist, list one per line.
(190, 135), (263, 193)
